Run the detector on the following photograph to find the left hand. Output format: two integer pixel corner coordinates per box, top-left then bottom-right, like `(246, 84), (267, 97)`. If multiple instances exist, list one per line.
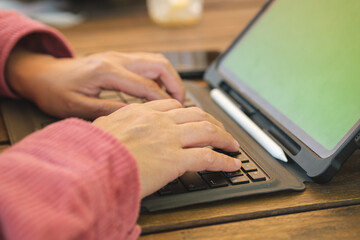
(5, 48), (185, 119)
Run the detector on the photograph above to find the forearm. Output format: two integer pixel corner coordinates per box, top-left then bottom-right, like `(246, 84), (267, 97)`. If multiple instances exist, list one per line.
(0, 10), (73, 98)
(5, 46), (60, 101)
(0, 119), (141, 240)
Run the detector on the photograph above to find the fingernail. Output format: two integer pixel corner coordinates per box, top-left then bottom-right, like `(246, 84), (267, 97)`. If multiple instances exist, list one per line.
(234, 159), (241, 168)
(234, 140), (240, 150)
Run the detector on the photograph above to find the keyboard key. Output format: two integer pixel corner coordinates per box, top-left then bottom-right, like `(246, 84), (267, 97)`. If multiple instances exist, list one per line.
(237, 153), (250, 163)
(158, 180), (187, 196)
(180, 172), (208, 191)
(248, 171), (267, 182)
(99, 90), (118, 99)
(202, 172), (228, 188)
(229, 175), (250, 185)
(223, 170), (243, 178)
(241, 162), (258, 172)
(199, 170), (215, 175)
(213, 149), (241, 158)
(158, 185), (172, 196)
(184, 97), (197, 107)
(169, 179), (179, 184)
(120, 92), (146, 103)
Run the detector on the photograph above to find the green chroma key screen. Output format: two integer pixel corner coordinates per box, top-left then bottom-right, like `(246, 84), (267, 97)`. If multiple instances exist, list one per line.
(218, 0), (360, 156)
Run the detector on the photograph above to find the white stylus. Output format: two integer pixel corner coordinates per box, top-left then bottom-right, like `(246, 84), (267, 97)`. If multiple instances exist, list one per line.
(210, 88), (288, 162)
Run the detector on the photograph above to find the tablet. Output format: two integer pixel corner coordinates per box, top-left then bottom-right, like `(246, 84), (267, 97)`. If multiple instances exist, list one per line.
(217, 0), (360, 159)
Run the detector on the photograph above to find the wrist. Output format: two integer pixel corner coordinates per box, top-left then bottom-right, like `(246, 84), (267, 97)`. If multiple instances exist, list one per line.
(5, 47), (57, 100)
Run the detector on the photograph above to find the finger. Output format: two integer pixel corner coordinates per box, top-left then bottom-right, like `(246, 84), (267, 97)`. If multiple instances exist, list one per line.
(168, 107), (225, 129)
(112, 69), (173, 101)
(179, 121), (239, 152)
(144, 99), (183, 112)
(181, 148), (241, 173)
(124, 54), (186, 103)
(60, 93), (126, 119)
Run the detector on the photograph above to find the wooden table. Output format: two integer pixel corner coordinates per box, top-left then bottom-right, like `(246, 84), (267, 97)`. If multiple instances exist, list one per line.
(1, 0), (359, 239)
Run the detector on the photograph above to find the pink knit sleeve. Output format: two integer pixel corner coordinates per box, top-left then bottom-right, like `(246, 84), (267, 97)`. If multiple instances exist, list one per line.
(0, 119), (141, 240)
(0, 10), (74, 98)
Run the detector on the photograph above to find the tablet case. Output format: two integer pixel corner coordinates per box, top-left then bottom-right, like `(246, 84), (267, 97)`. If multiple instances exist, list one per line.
(204, 0), (360, 183)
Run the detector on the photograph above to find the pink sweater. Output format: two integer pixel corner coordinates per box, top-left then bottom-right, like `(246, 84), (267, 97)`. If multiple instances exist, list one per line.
(0, 10), (141, 240)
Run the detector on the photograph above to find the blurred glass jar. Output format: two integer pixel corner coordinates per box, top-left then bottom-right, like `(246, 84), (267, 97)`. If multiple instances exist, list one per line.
(147, 0), (204, 27)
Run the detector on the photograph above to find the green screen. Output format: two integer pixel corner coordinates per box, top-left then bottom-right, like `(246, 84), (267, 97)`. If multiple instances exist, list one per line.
(220, 0), (360, 153)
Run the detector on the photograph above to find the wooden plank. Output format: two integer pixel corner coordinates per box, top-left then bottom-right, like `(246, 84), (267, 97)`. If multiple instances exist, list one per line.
(138, 150), (360, 234)
(140, 204), (360, 240)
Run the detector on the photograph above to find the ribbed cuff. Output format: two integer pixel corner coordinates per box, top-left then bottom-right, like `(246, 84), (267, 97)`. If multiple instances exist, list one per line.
(7, 118), (142, 239)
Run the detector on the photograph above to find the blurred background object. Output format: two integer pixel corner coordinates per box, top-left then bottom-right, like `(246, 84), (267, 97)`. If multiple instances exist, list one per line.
(0, 0), (204, 28)
(147, 0), (203, 27)
(0, 0), (85, 27)
(0, 0), (146, 27)
(67, 0), (146, 18)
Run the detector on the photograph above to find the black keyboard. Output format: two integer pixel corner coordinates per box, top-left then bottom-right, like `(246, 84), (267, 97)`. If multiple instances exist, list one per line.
(157, 149), (268, 196)
(99, 90), (269, 197)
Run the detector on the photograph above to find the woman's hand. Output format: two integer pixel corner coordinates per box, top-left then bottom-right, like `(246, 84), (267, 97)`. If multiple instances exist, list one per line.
(6, 48), (185, 119)
(93, 99), (241, 198)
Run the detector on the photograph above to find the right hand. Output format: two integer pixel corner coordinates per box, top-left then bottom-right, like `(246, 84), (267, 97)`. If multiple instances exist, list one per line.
(92, 99), (241, 198)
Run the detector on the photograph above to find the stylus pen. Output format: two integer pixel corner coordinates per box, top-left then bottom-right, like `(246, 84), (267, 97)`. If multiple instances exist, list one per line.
(210, 88), (288, 162)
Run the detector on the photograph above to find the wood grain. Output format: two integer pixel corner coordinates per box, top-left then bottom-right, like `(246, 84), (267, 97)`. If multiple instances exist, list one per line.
(43, 0), (360, 238)
(0, 0), (358, 238)
(140, 204), (360, 240)
(60, 0), (267, 55)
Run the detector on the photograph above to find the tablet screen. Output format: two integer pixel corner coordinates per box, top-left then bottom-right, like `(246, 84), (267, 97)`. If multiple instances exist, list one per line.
(218, 0), (360, 157)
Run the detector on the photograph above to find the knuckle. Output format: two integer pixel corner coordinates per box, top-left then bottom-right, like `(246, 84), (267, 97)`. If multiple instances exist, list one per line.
(120, 103), (142, 115)
(86, 57), (112, 73)
(157, 57), (172, 69)
(148, 111), (163, 119)
(202, 121), (217, 134)
(126, 102), (143, 110)
(193, 107), (207, 119)
(167, 99), (182, 107)
(203, 148), (216, 166)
